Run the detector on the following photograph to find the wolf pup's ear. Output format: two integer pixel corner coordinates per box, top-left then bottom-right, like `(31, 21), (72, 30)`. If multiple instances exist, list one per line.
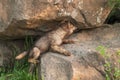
(15, 51), (28, 60)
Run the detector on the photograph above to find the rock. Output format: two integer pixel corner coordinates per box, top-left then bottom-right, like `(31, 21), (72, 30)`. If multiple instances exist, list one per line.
(40, 23), (120, 80)
(0, 40), (25, 72)
(0, 0), (113, 39)
(0, 23), (120, 79)
(0, 40), (13, 72)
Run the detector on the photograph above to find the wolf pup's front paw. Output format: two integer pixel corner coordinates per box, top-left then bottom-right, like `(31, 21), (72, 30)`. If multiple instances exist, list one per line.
(65, 51), (72, 56)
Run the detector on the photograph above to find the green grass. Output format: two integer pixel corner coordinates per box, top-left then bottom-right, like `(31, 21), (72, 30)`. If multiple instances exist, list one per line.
(0, 36), (39, 80)
(96, 46), (120, 80)
(0, 68), (37, 80)
(108, 0), (120, 7)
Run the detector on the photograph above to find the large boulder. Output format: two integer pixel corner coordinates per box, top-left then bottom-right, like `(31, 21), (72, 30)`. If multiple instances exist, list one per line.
(0, 40), (25, 72)
(40, 23), (120, 80)
(0, 0), (113, 39)
(0, 23), (120, 80)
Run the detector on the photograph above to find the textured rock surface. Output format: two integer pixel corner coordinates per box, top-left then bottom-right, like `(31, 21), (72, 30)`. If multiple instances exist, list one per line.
(0, 23), (120, 79)
(0, 40), (25, 72)
(40, 23), (120, 80)
(0, 0), (113, 39)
